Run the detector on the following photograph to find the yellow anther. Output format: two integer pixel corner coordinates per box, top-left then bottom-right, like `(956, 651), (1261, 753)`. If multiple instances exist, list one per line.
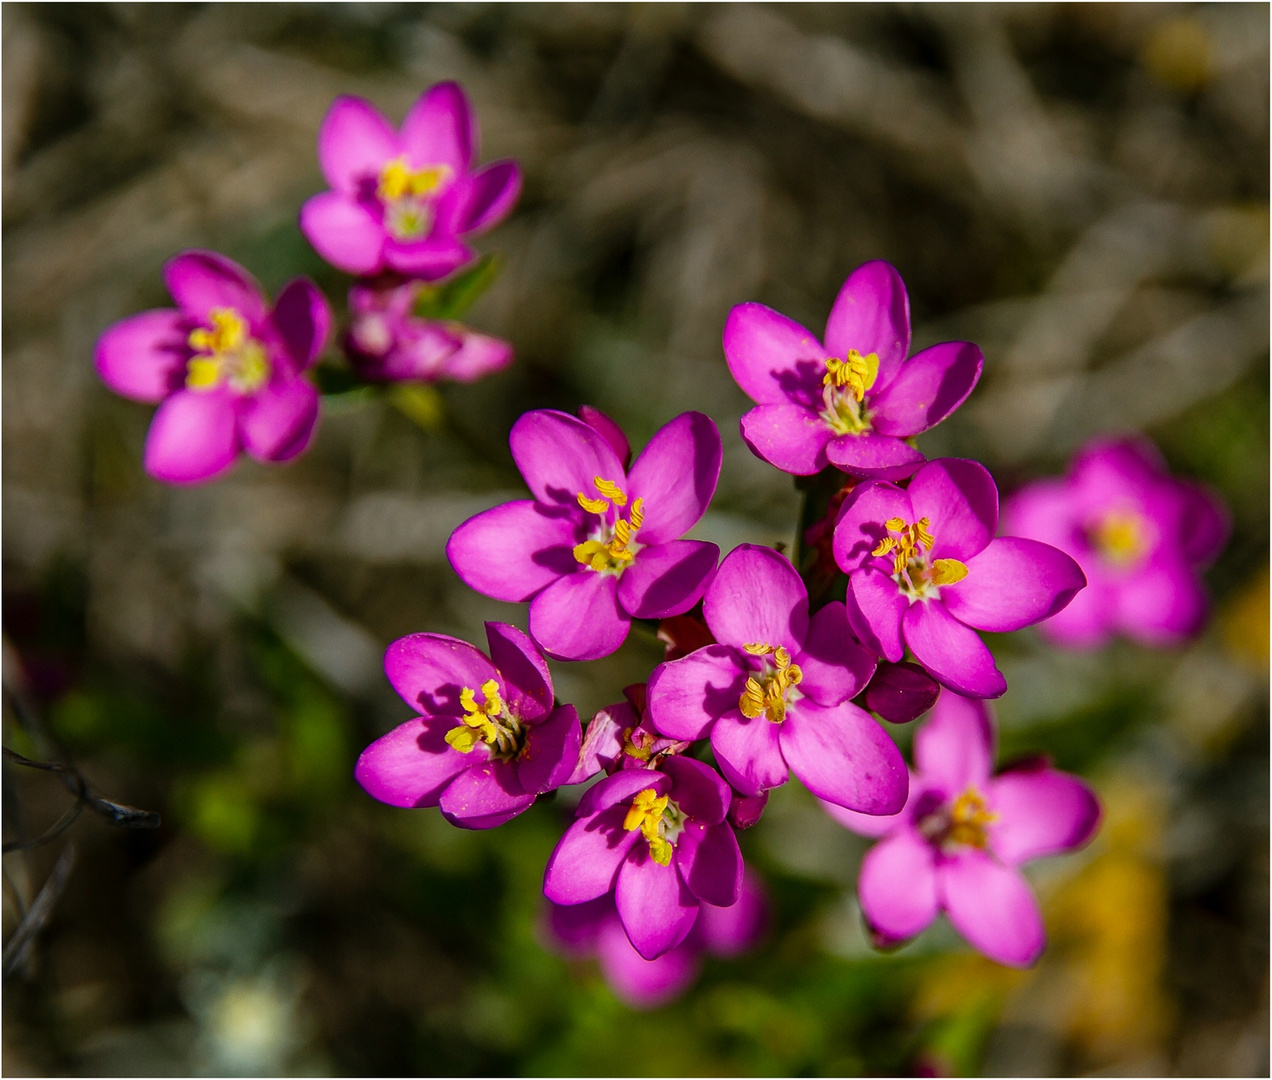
(186, 308), (270, 394)
(823, 349), (879, 402)
(738, 645), (803, 724)
(577, 493), (610, 514)
(614, 519), (632, 545)
(624, 788), (669, 836)
(884, 517), (907, 533)
(930, 558), (968, 586)
(446, 679), (510, 754)
(947, 788), (998, 848)
(593, 477), (628, 507)
(873, 517), (939, 578)
(743, 643), (774, 656)
(185, 358), (222, 391)
(629, 498), (644, 529)
(621, 727), (652, 762)
(189, 308), (248, 356)
(1093, 511), (1149, 567)
(647, 837), (673, 866)
(378, 158), (450, 202)
(739, 677), (767, 718)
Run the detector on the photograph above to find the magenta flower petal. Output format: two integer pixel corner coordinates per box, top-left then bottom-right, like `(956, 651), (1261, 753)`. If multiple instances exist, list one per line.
(906, 459), (998, 561)
(987, 762), (1101, 866)
(739, 403), (834, 475)
(437, 331), (513, 382)
(317, 95), (398, 193)
(857, 827), (939, 942)
(484, 621), (554, 721)
(1177, 480), (1231, 565)
(271, 278), (331, 371)
(596, 917), (701, 1010)
(164, 251), (266, 324)
(795, 601), (877, 705)
(902, 602), (1006, 698)
(834, 481), (915, 573)
(578, 406), (631, 469)
(869, 341), (983, 437)
(447, 160), (521, 234)
(567, 702), (631, 785)
(383, 632), (498, 715)
(825, 433), (926, 481)
(576, 768), (672, 819)
(913, 692), (995, 796)
(710, 713), (789, 797)
(143, 389), (239, 485)
(660, 756), (731, 825)
(627, 412), (722, 545)
(355, 714), (477, 808)
(616, 847), (699, 960)
(439, 759), (534, 828)
(675, 821), (742, 907)
(515, 705), (581, 795)
(383, 236), (474, 280)
(703, 544), (809, 652)
(823, 260), (911, 392)
(942, 537), (1086, 633)
(400, 82), (475, 173)
(544, 804), (642, 904)
(300, 192), (385, 275)
(1114, 561), (1207, 643)
(723, 302), (824, 408)
(697, 871), (769, 956)
(646, 646), (748, 741)
(938, 849), (1045, 968)
(1035, 583), (1113, 649)
(239, 378), (319, 463)
(845, 568), (909, 663)
(94, 310), (188, 403)
(548, 896), (608, 952)
(447, 501), (580, 603)
(510, 409), (626, 509)
(862, 662), (941, 724)
(617, 540), (719, 620)
(780, 701), (907, 814)
(819, 791), (910, 838)
(529, 571), (629, 662)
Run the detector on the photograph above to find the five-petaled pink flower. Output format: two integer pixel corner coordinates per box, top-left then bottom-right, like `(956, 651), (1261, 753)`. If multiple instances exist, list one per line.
(646, 544), (907, 814)
(543, 757), (743, 960)
(834, 458), (1086, 698)
(1002, 436), (1230, 649)
(356, 622), (580, 829)
(447, 408), (723, 662)
(546, 870), (768, 1009)
(724, 261), (984, 480)
(825, 692), (1100, 968)
(95, 250), (329, 485)
(301, 83), (521, 280)
(344, 279), (512, 383)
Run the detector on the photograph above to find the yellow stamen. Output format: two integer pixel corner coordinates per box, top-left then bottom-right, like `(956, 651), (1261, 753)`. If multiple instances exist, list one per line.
(930, 558), (968, 586)
(823, 349), (880, 402)
(737, 643), (803, 723)
(445, 679), (512, 754)
(185, 358), (222, 391)
(186, 308), (270, 394)
(378, 158), (450, 202)
(577, 493), (609, 514)
(743, 642), (774, 656)
(629, 498), (644, 529)
(872, 517), (935, 577)
(621, 727), (652, 762)
(592, 477), (627, 507)
(624, 788), (676, 866)
(573, 480), (643, 574)
(947, 788), (998, 848)
(1093, 511), (1149, 567)
(647, 837), (673, 866)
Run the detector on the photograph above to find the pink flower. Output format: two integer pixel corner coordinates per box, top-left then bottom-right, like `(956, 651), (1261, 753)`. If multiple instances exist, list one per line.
(546, 870), (769, 1009)
(724, 261), (983, 480)
(565, 685), (691, 786)
(645, 544), (907, 814)
(94, 251), (329, 485)
(1002, 436), (1230, 649)
(447, 408), (723, 662)
(344, 279), (512, 383)
(355, 622), (580, 829)
(834, 458), (1087, 698)
(543, 757), (743, 960)
(300, 84), (521, 279)
(825, 692), (1101, 968)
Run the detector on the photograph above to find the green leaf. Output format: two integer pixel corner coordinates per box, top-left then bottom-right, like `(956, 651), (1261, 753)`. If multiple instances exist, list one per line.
(389, 383), (445, 431)
(413, 253), (503, 321)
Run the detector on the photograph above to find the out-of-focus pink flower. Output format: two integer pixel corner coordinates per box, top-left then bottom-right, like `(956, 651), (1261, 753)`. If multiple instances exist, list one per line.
(301, 83), (521, 279)
(1002, 436), (1230, 649)
(724, 261), (983, 480)
(355, 622), (580, 829)
(95, 251), (329, 485)
(834, 458), (1087, 698)
(447, 408), (723, 662)
(825, 692), (1101, 968)
(543, 757), (743, 960)
(546, 871), (769, 1009)
(344, 279), (512, 384)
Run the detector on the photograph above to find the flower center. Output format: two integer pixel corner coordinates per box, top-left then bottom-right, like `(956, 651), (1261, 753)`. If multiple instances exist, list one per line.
(871, 517), (968, 600)
(1089, 509), (1151, 569)
(738, 643), (803, 723)
(819, 349), (879, 435)
(623, 787), (683, 866)
(443, 679), (527, 760)
(918, 787), (998, 850)
(377, 157), (453, 241)
(186, 308), (270, 394)
(573, 477), (645, 575)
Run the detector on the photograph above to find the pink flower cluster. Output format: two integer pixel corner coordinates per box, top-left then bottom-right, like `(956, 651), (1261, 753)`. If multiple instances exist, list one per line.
(94, 83), (520, 486)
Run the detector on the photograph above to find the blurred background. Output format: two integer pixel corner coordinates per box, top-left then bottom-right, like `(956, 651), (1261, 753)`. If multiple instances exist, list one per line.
(2, 3), (1267, 1075)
